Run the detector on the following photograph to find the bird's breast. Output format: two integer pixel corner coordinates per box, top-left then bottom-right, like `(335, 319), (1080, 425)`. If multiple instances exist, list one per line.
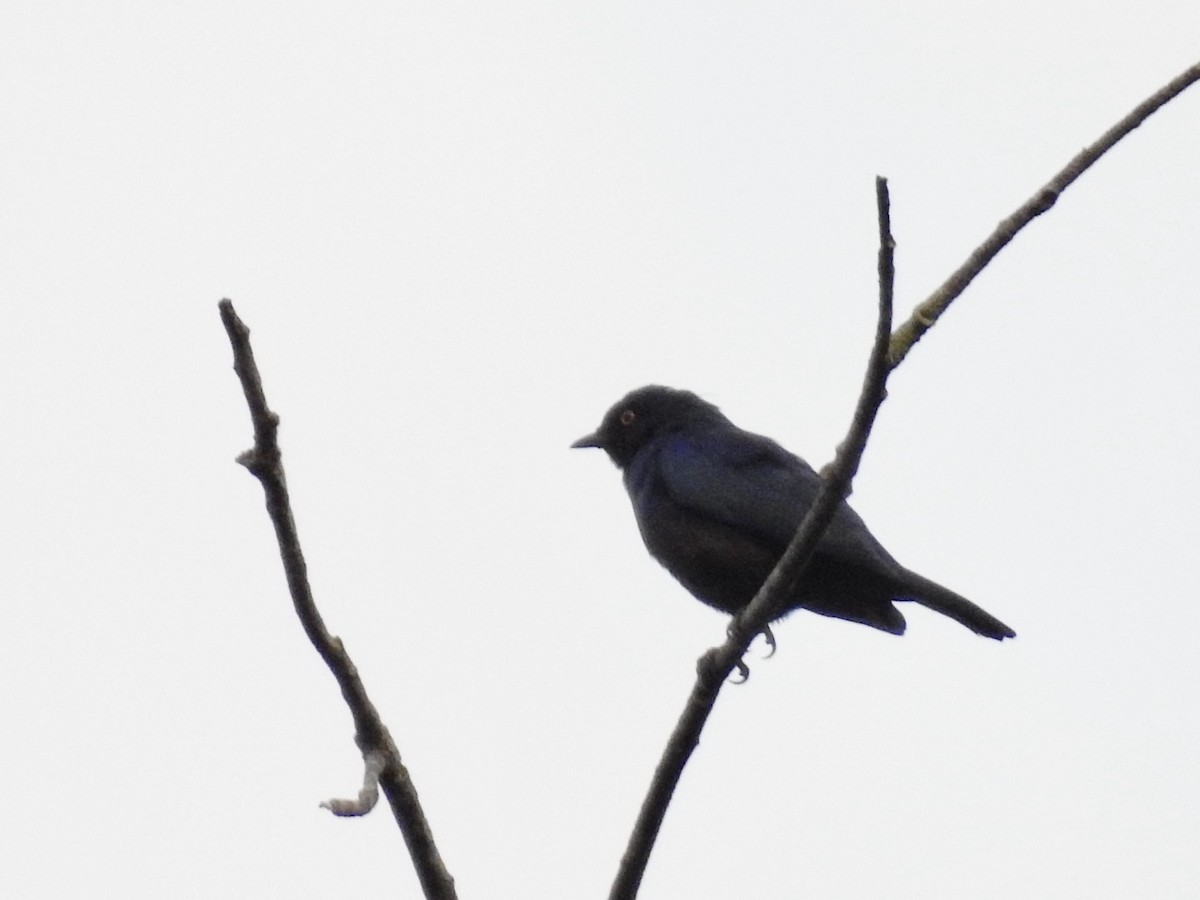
(623, 458), (780, 615)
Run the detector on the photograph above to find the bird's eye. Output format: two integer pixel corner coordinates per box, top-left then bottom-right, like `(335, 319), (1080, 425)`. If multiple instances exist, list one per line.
(620, 409), (636, 426)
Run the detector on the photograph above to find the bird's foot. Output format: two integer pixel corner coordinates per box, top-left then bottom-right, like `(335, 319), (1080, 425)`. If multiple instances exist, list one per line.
(723, 623), (777, 683)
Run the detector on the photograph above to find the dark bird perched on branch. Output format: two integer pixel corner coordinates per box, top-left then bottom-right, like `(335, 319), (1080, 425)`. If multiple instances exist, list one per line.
(572, 385), (1015, 641)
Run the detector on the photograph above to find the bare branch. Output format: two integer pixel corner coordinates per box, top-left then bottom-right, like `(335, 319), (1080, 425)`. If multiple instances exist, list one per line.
(608, 180), (896, 900)
(219, 299), (457, 900)
(888, 60), (1200, 367)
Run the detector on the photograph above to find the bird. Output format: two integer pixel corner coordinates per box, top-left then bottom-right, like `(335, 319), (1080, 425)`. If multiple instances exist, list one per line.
(572, 385), (1015, 641)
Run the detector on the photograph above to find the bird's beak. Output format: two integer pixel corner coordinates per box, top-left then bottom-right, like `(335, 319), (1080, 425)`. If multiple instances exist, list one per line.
(571, 431), (602, 449)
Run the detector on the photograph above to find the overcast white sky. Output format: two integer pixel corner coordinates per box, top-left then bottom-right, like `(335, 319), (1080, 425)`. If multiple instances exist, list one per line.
(3, 3), (1199, 898)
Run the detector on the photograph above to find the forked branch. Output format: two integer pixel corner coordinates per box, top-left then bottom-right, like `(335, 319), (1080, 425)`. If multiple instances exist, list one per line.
(609, 61), (1200, 899)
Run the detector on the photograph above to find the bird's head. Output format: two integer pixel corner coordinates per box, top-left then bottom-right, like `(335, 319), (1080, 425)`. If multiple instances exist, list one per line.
(571, 385), (726, 468)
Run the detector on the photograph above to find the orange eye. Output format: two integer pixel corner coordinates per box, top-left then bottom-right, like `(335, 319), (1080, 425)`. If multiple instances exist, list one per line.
(619, 409), (636, 426)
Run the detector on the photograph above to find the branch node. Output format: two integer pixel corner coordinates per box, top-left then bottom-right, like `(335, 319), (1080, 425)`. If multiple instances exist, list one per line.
(1033, 187), (1059, 214)
(695, 647), (723, 681)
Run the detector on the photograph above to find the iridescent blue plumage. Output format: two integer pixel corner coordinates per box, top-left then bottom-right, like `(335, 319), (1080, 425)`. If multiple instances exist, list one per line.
(573, 385), (1014, 640)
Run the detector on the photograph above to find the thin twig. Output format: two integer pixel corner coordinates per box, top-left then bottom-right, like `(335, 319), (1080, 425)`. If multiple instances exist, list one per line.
(219, 299), (457, 900)
(888, 60), (1200, 367)
(608, 180), (896, 900)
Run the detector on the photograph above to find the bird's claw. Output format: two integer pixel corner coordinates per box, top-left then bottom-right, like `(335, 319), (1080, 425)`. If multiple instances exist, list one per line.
(730, 659), (750, 684)
(759, 625), (776, 658)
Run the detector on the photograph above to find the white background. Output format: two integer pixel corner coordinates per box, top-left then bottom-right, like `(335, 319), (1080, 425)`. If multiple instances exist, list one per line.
(3, 3), (1199, 897)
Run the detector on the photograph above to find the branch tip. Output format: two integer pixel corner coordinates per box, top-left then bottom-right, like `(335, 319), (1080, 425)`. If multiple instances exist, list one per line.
(887, 60), (1200, 368)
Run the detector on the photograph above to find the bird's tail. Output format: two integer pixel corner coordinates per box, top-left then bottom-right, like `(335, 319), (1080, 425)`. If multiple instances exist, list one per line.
(899, 569), (1016, 640)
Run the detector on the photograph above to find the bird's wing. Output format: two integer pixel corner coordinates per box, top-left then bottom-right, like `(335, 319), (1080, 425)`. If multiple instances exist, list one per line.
(654, 428), (901, 571)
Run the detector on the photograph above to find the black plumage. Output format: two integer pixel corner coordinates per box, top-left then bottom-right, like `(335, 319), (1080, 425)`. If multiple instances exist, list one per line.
(573, 386), (1015, 640)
